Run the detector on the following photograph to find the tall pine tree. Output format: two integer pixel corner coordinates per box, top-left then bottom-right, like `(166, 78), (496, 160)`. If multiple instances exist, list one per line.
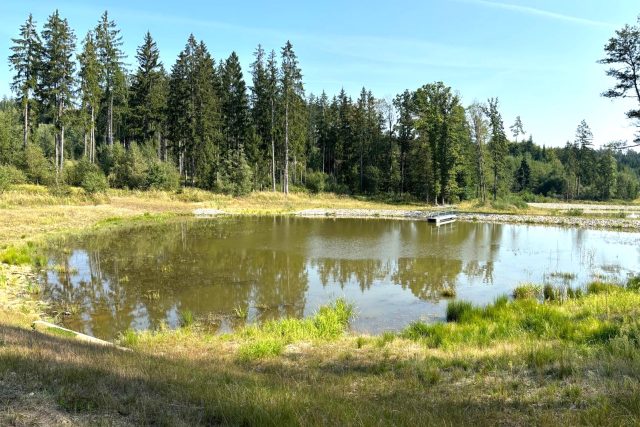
(40, 10), (76, 173)
(129, 32), (167, 152)
(280, 41), (304, 194)
(9, 14), (41, 148)
(78, 31), (101, 162)
(95, 11), (126, 146)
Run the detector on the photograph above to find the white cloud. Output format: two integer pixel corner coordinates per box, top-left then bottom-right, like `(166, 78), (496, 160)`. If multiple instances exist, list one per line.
(454, 0), (613, 27)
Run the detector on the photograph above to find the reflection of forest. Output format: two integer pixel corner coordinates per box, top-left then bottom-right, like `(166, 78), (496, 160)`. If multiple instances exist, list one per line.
(41, 219), (509, 339)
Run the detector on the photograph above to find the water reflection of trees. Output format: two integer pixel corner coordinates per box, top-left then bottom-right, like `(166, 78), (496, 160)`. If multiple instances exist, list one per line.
(41, 219), (514, 339)
(43, 221), (310, 338)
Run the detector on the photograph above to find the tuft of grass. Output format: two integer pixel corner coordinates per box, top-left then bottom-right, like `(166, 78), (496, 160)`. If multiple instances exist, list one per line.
(627, 276), (640, 292)
(237, 299), (353, 359)
(376, 331), (396, 348)
(587, 282), (621, 295)
(232, 305), (248, 319)
(446, 300), (475, 322)
(543, 284), (562, 301)
(513, 283), (541, 300)
(179, 309), (195, 328)
(118, 328), (139, 347)
(237, 339), (284, 360)
(355, 336), (368, 349)
(0, 242), (46, 267)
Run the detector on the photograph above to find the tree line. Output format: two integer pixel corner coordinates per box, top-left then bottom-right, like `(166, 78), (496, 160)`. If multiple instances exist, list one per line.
(1, 9), (639, 201)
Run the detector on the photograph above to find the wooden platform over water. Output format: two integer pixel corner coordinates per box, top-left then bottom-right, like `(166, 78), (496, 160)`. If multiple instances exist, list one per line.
(427, 211), (458, 226)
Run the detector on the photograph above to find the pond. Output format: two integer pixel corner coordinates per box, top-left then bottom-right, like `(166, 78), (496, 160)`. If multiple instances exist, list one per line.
(40, 217), (640, 340)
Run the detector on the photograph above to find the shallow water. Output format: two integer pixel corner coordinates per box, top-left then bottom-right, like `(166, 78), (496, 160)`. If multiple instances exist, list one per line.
(40, 217), (640, 339)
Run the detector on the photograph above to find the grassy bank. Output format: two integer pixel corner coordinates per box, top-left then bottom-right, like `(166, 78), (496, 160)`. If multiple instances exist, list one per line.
(2, 185), (640, 424)
(3, 281), (640, 425)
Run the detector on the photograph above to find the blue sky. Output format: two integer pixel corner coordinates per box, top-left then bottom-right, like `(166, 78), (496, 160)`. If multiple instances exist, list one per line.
(1, 0), (638, 147)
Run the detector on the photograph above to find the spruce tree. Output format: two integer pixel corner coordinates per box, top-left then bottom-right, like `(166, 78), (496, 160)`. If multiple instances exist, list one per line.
(484, 98), (508, 201)
(78, 31), (101, 162)
(575, 119), (594, 198)
(250, 45), (271, 187)
(280, 41), (304, 194)
(8, 14), (41, 148)
(130, 32), (167, 150)
(393, 90), (414, 194)
(168, 36), (220, 186)
(40, 10), (76, 174)
(95, 11), (126, 146)
(266, 50), (279, 191)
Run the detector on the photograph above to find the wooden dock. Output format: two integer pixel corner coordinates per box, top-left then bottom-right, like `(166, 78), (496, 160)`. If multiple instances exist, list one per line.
(427, 211), (458, 226)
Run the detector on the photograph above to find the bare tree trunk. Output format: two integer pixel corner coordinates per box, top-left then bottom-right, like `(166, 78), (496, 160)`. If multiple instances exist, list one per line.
(54, 134), (59, 176)
(23, 102), (28, 148)
(60, 125), (65, 173)
(271, 97), (276, 192)
(90, 106), (95, 163)
(179, 141), (184, 177)
(283, 100), (289, 195)
(108, 94), (114, 146)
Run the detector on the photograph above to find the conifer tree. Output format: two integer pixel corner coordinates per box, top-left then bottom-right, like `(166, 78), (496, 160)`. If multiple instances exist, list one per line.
(95, 11), (126, 146)
(40, 10), (76, 173)
(510, 116), (525, 143)
(280, 41), (304, 194)
(250, 45), (271, 187)
(130, 32), (167, 151)
(467, 102), (488, 202)
(9, 14), (41, 148)
(266, 50), (279, 191)
(220, 51), (253, 191)
(393, 90), (414, 194)
(575, 119), (594, 198)
(78, 31), (101, 162)
(484, 98), (508, 201)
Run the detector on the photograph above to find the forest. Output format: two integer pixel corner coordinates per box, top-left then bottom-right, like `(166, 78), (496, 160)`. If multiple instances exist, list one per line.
(2, 9), (640, 202)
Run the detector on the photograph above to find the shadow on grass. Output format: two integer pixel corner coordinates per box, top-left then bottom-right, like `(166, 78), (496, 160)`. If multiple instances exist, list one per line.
(2, 323), (640, 426)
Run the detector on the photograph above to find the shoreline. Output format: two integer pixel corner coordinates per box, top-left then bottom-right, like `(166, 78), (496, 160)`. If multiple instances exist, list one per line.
(295, 208), (640, 230)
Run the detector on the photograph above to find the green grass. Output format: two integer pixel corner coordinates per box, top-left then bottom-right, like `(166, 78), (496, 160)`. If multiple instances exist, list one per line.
(179, 309), (195, 328)
(0, 243), (45, 267)
(5, 283), (640, 425)
(513, 283), (542, 300)
(237, 299), (353, 359)
(445, 300), (476, 322)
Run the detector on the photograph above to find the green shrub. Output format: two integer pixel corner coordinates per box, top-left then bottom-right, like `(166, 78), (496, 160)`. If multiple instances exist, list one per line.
(81, 170), (108, 194)
(566, 208), (583, 217)
(0, 164), (27, 192)
(305, 171), (327, 194)
(145, 161), (180, 191)
(108, 143), (147, 189)
(22, 144), (55, 185)
(490, 195), (528, 210)
(446, 300), (474, 322)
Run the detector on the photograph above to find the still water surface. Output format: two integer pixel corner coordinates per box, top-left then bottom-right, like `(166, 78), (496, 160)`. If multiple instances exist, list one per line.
(40, 217), (640, 339)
